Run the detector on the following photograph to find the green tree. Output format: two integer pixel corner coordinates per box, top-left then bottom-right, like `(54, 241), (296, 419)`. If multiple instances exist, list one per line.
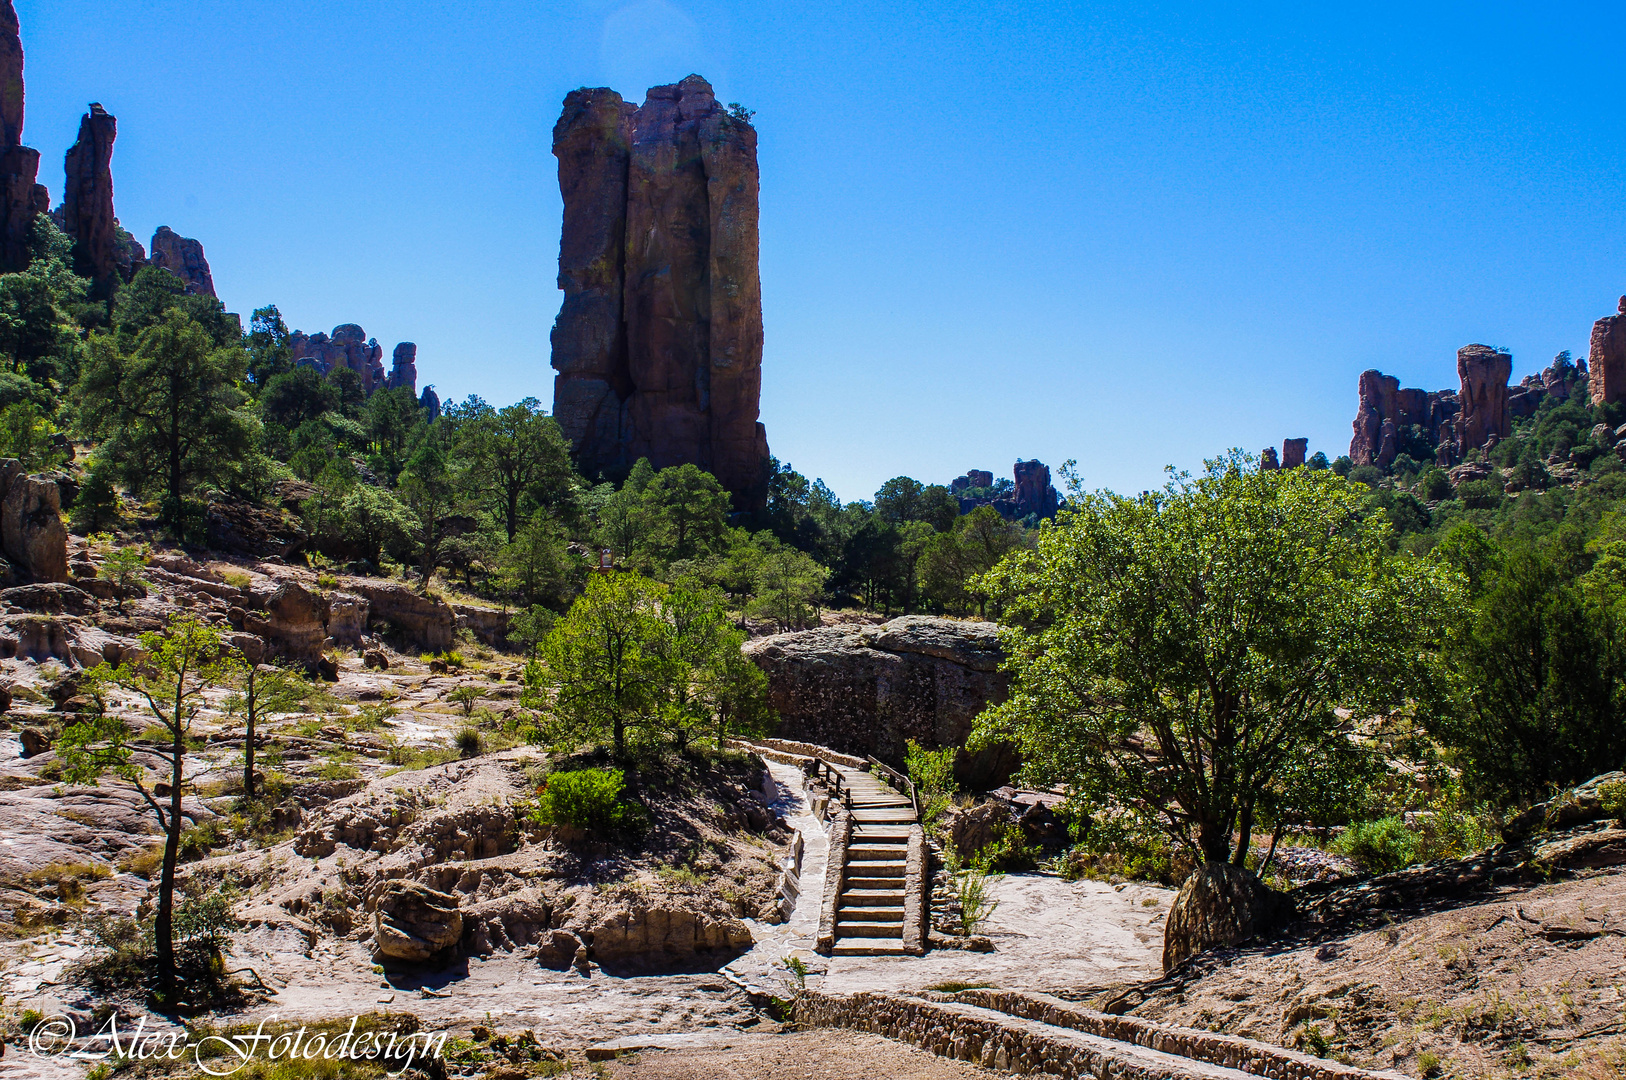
(458, 397), (577, 541)
(58, 617), (231, 1005)
(643, 463), (732, 562)
(498, 511), (580, 609)
(974, 453), (1455, 867)
(364, 385), (423, 480)
(245, 304), (293, 387)
(397, 432), (459, 587)
(259, 366), (341, 430)
(222, 660), (309, 801)
(75, 309), (260, 528)
(918, 505), (1026, 616)
(748, 543), (828, 631)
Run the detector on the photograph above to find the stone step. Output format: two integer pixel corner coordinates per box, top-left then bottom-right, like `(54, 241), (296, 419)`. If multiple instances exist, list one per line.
(836, 920), (904, 938)
(840, 888), (905, 905)
(844, 878), (906, 893)
(830, 941), (909, 957)
(843, 860), (905, 877)
(851, 812), (916, 823)
(847, 845), (908, 860)
(836, 905), (905, 922)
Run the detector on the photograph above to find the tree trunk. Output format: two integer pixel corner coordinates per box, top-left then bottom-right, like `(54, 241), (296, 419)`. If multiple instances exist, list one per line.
(1233, 801), (1254, 868)
(156, 720), (184, 1003)
(243, 675), (256, 800)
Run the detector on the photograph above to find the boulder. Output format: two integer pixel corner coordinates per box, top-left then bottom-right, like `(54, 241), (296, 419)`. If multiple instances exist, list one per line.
(1008, 459), (1060, 519)
(19, 726), (50, 756)
(744, 615), (1017, 788)
(946, 801), (1014, 860)
(245, 582), (327, 663)
(0, 615), (74, 662)
(1162, 862), (1290, 971)
(586, 904), (752, 969)
(372, 881), (463, 964)
(550, 75), (769, 509)
(534, 928), (584, 969)
(226, 632), (265, 665)
(1260, 447), (1279, 470)
(363, 649), (389, 670)
(1503, 771), (1626, 843)
(355, 582), (455, 652)
(0, 583), (91, 615)
(204, 500), (308, 561)
(324, 592), (369, 647)
(0, 683), (10, 711)
(1, 472), (68, 582)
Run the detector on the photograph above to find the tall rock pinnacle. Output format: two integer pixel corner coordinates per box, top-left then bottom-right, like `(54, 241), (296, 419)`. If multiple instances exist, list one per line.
(0, 0), (46, 273)
(550, 75), (770, 509)
(62, 103), (120, 287)
(149, 225), (215, 297)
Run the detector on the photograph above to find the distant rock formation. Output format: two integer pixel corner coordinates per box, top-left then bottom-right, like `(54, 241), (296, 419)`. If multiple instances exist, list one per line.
(1456, 344), (1512, 457)
(1349, 370), (1461, 468)
(1011, 460), (1060, 519)
(550, 75), (770, 508)
(388, 343), (418, 395)
(1260, 447), (1280, 470)
(0, 0), (46, 274)
(420, 385), (441, 422)
(1590, 297), (1626, 407)
(1282, 438), (1308, 468)
(61, 103), (119, 286)
(148, 225), (214, 297)
(289, 325), (387, 394)
(950, 470), (993, 493)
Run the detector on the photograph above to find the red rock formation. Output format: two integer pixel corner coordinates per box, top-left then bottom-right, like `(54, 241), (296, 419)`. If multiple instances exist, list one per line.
(388, 343), (418, 394)
(1009, 460), (1060, 519)
(0, 0), (45, 274)
(1589, 297), (1626, 407)
(148, 225), (215, 297)
(550, 75), (769, 508)
(1281, 438), (1308, 468)
(1260, 447), (1280, 471)
(1350, 370), (1461, 467)
(62, 104), (119, 286)
(1457, 344), (1512, 456)
(289, 324), (387, 394)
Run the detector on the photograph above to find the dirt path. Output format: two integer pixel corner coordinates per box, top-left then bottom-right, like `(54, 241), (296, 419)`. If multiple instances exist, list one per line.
(597, 1028), (1001, 1079)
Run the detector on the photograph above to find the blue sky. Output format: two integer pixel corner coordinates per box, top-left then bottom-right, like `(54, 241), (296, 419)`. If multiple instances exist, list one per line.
(16, 0), (1626, 502)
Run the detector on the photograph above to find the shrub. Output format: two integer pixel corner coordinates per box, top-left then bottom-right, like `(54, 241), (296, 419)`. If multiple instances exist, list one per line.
(527, 768), (629, 834)
(904, 739), (956, 830)
(1600, 780), (1626, 825)
(1333, 817), (1417, 874)
(454, 727), (483, 757)
(448, 685), (484, 716)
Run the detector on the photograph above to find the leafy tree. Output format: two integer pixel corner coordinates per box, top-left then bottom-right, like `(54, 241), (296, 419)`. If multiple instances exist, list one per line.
(458, 397), (577, 540)
(974, 453), (1455, 866)
(0, 399), (68, 469)
(1436, 533), (1626, 804)
(918, 505), (1027, 616)
(498, 511), (580, 609)
(245, 305), (293, 387)
(260, 366), (341, 430)
(222, 661), (308, 800)
(642, 463), (731, 562)
(876, 476), (959, 532)
(75, 309), (260, 528)
(748, 542), (828, 631)
(113, 266), (239, 350)
(363, 385), (422, 480)
(58, 617), (231, 1005)
(397, 433), (459, 586)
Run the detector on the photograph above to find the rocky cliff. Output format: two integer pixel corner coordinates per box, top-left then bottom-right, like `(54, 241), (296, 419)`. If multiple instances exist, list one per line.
(550, 75), (769, 509)
(1456, 344), (1512, 456)
(61, 103), (120, 287)
(389, 342), (418, 394)
(742, 615), (1017, 789)
(952, 460), (1061, 520)
(148, 225), (215, 297)
(1590, 297), (1626, 407)
(0, 0), (45, 274)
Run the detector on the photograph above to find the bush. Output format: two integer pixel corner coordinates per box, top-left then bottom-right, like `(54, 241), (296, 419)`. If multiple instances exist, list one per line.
(1600, 780), (1626, 824)
(1333, 817), (1417, 874)
(904, 739), (956, 829)
(527, 767), (630, 834)
(454, 727), (483, 757)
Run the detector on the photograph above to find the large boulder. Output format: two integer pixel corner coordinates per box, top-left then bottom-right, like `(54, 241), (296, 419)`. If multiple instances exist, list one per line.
(372, 881), (463, 964)
(324, 592), (369, 647)
(744, 615), (1017, 788)
(945, 800), (1015, 860)
(1162, 862), (1290, 971)
(204, 499), (308, 561)
(356, 582), (455, 652)
(587, 903), (752, 970)
(1503, 771), (1626, 843)
(245, 582), (327, 663)
(1, 471), (68, 583)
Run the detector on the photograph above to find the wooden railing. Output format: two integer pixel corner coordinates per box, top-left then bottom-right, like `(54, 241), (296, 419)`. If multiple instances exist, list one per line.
(867, 755), (919, 819)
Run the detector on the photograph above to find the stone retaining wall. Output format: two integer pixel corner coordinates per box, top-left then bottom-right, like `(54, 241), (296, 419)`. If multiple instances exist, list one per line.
(815, 811), (851, 954)
(797, 990), (1406, 1080)
(902, 825), (927, 955)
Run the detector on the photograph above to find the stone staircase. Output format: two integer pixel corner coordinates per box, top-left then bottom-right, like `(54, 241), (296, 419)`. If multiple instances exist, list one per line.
(830, 765), (917, 957)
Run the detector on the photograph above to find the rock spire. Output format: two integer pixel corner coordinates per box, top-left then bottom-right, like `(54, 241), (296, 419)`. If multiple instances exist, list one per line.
(1589, 296), (1626, 407)
(0, 0), (46, 274)
(61, 103), (119, 286)
(550, 75), (770, 509)
(1456, 344), (1512, 457)
(148, 225), (215, 297)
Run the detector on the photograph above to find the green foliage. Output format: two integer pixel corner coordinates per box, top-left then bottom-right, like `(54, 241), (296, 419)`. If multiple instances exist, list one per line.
(539, 573), (771, 760)
(448, 685), (484, 716)
(1599, 780), (1626, 824)
(455, 396), (576, 541)
(0, 399), (67, 469)
(976, 453), (1455, 866)
(75, 309), (260, 528)
(916, 505), (1027, 616)
(904, 739), (957, 830)
(1332, 817), (1417, 874)
(527, 767), (630, 833)
(745, 541), (827, 631)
